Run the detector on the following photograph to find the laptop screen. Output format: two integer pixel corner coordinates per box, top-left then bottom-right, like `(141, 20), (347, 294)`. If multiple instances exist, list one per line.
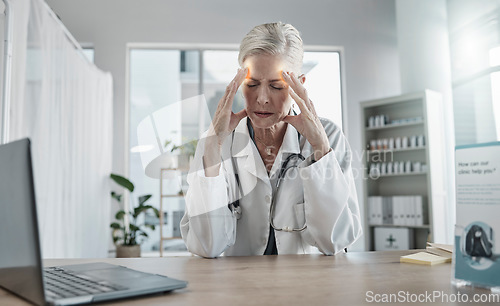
(0, 138), (45, 305)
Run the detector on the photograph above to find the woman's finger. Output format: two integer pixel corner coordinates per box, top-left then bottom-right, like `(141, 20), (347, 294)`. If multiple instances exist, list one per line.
(224, 68), (247, 109)
(282, 71), (311, 109)
(307, 98), (318, 116)
(288, 72), (312, 109)
(282, 73), (307, 113)
(284, 71), (304, 97)
(222, 80), (235, 108)
(281, 114), (300, 129)
(222, 78), (237, 108)
(217, 82), (232, 109)
(234, 108), (247, 121)
(281, 70), (298, 91)
(288, 88), (308, 114)
(217, 76), (238, 115)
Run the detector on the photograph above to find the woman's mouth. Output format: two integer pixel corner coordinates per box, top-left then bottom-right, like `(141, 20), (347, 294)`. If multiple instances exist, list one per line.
(254, 111), (273, 118)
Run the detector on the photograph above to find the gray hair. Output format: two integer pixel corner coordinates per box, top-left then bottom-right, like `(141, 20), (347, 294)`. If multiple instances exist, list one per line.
(238, 22), (304, 74)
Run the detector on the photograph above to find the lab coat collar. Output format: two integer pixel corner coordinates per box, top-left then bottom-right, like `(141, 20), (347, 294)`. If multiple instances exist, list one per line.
(232, 118), (268, 183)
(280, 121), (301, 155)
(233, 117), (301, 155)
(232, 117), (253, 158)
(231, 118), (302, 182)
(268, 122), (301, 177)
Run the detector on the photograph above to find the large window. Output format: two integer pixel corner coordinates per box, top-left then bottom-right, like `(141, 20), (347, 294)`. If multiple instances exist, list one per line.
(448, 1), (500, 145)
(128, 46), (344, 254)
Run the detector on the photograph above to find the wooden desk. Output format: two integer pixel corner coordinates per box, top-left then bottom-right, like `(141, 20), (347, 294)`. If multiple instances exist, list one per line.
(1, 250), (499, 305)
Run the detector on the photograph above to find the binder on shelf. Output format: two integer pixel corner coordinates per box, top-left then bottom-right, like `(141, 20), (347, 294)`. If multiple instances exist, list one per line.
(401, 196), (408, 226)
(398, 197), (406, 226)
(405, 198), (412, 226)
(383, 197), (393, 225)
(370, 196), (377, 224)
(392, 198), (399, 225)
(391, 197), (398, 225)
(370, 195), (425, 227)
(381, 197), (387, 224)
(378, 196), (383, 225)
(393, 196), (404, 226)
(371, 196), (396, 225)
(368, 197), (374, 224)
(410, 196), (415, 226)
(415, 196), (423, 226)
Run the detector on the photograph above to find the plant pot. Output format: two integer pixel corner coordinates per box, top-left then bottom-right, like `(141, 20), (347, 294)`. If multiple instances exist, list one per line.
(116, 244), (141, 258)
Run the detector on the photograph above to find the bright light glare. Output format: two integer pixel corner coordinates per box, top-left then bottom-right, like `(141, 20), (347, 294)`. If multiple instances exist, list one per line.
(130, 145), (154, 153)
(455, 37), (482, 73)
(302, 52), (342, 128)
(489, 46), (500, 66)
(489, 46), (500, 141)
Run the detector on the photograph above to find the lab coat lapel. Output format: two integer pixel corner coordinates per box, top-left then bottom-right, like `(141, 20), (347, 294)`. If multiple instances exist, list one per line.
(280, 123), (301, 155)
(232, 118), (270, 184)
(268, 123), (301, 178)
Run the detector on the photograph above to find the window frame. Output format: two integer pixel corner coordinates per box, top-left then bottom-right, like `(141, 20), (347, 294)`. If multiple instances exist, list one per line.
(125, 43), (347, 177)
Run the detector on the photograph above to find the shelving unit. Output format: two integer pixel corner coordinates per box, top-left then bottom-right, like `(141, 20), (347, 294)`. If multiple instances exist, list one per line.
(159, 167), (188, 257)
(367, 146), (426, 154)
(372, 171), (427, 178)
(365, 120), (424, 131)
(361, 90), (447, 251)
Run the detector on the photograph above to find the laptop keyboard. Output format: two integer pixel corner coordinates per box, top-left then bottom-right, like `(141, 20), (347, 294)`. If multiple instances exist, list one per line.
(43, 267), (128, 300)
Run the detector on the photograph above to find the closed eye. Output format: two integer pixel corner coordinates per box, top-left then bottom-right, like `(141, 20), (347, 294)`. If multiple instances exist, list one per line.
(246, 81), (285, 89)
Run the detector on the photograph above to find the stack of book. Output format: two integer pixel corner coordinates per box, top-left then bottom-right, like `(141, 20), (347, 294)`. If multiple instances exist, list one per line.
(400, 242), (453, 265)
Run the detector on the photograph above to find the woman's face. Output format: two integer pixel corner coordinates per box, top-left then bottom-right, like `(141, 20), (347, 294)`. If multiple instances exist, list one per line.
(242, 54), (291, 129)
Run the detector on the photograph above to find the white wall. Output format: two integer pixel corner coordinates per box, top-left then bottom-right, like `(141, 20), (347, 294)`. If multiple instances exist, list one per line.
(45, 0), (402, 251)
(0, 2), (5, 132)
(396, 0), (454, 244)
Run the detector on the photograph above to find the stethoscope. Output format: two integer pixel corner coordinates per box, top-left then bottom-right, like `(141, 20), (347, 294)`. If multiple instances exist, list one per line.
(269, 153), (306, 232)
(228, 125), (307, 233)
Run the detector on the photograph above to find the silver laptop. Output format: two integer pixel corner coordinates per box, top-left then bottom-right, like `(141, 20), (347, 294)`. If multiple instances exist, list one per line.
(0, 138), (187, 305)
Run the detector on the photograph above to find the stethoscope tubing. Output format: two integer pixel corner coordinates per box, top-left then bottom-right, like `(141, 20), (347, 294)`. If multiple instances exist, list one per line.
(229, 129), (307, 232)
(269, 153), (306, 232)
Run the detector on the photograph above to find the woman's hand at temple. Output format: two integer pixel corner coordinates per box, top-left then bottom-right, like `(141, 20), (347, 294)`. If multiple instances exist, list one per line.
(203, 67), (248, 176)
(281, 71), (331, 161)
(208, 67), (248, 145)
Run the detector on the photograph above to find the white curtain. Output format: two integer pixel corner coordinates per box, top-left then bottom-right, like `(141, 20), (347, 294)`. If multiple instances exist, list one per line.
(9, 0), (113, 258)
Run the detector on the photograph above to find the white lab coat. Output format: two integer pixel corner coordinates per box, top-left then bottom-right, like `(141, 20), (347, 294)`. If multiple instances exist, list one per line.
(180, 117), (362, 258)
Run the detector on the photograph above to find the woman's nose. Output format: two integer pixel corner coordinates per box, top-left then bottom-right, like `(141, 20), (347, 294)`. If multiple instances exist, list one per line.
(256, 86), (269, 105)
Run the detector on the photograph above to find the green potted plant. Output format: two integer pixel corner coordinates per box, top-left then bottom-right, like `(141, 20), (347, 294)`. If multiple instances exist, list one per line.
(110, 174), (159, 258)
(164, 137), (198, 169)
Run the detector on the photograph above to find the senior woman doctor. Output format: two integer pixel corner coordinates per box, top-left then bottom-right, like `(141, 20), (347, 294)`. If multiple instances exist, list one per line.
(181, 22), (362, 258)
